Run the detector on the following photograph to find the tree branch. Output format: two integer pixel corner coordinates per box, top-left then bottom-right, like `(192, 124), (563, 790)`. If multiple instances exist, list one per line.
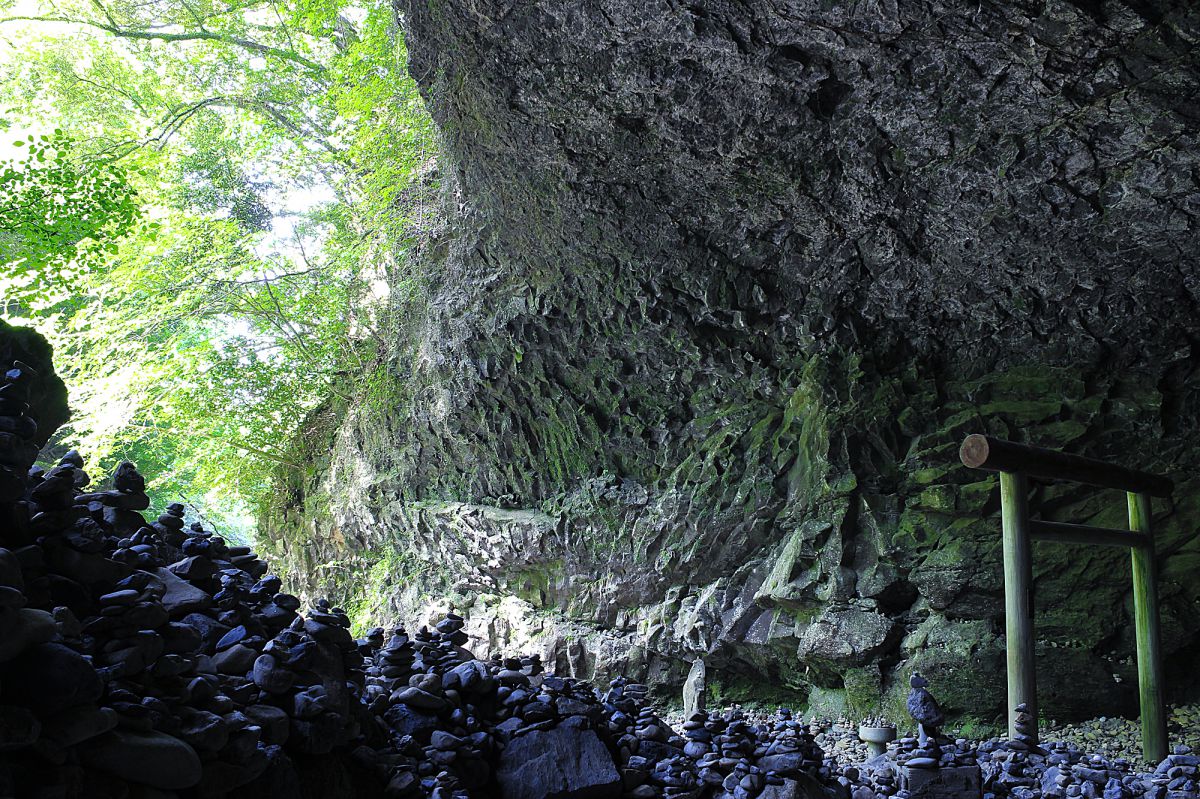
(228, 439), (303, 470)
(68, 69), (150, 115)
(0, 14), (327, 73)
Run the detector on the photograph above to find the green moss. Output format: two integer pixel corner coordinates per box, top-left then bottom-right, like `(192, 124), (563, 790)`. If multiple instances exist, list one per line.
(707, 673), (808, 711)
(844, 665), (885, 718)
(953, 716), (1004, 740)
(307, 545), (435, 636)
(977, 399), (1063, 425)
(806, 686), (849, 718)
(914, 484), (956, 512)
(264, 298), (1198, 724)
(910, 466), (953, 485)
(891, 508), (944, 550)
(506, 560), (563, 607)
(360, 360), (412, 417)
(957, 479), (996, 513)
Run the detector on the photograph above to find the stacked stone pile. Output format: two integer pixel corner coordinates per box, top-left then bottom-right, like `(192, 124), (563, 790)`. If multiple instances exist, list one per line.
(0, 360), (380, 797)
(970, 740), (1198, 799)
(1041, 709), (1200, 770)
(887, 733), (978, 770)
(0, 356), (850, 799)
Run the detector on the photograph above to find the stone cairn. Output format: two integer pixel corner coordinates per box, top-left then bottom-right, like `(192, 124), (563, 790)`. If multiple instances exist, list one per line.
(1008, 702), (1048, 757)
(905, 672), (945, 769)
(1, 354), (1198, 799)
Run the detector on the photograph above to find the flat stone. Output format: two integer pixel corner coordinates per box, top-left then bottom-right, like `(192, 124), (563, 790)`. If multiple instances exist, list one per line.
(759, 753), (808, 776)
(216, 625), (249, 651)
(303, 618), (353, 645)
(213, 643), (259, 675)
(179, 613), (231, 652)
(383, 704), (441, 740)
(244, 704), (290, 746)
(176, 708), (229, 752)
(99, 588), (141, 606)
(903, 764), (983, 799)
(395, 686), (448, 712)
(155, 568), (211, 615)
(169, 555), (216, 582)
(41, 705), (119, 747)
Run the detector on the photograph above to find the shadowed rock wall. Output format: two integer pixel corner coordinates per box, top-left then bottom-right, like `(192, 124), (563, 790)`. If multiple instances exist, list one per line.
(0, 319), (69, 506)
(265, 0), (1200, 725)
(0, 319), (68, 449)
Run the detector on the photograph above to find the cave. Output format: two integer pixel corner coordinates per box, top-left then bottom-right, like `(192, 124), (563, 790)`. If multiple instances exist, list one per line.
(1, 0), (1198, 796)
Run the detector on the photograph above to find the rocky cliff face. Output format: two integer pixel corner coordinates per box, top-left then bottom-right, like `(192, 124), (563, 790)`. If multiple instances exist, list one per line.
(264, 0), (1200, 726)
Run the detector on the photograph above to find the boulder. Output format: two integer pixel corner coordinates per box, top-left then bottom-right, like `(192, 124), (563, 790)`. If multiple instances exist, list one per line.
(495, 719), (621, 799)
(383, 704), (441, 741)
(180, 612), (231, 652)
(78, 729), (202, 790)
(0, 642), (102, 713)
(40, 705), (119, 747)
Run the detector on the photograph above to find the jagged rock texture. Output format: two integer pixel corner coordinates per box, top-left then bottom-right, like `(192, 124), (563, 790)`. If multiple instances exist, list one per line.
(0, 319), (68, 448)
(265, 0), (1200, 725)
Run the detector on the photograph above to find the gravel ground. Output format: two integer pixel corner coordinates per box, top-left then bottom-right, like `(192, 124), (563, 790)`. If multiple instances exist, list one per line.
(664, 702), (1200, 796)
(1036, 705), (1200, 771)
(666, 704), (1200, 770)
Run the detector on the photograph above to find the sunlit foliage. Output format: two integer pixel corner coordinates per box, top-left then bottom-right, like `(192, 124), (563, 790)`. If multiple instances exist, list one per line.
(0, 0), (436, 538)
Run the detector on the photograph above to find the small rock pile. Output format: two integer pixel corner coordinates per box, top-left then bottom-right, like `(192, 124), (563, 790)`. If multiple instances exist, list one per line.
(816, 722), (1198, 799)
(973, 740), (1198, 799)
(888, 734), (979, 770)
(1044, 708), (1200, 770)
(355, 635), (838, 799)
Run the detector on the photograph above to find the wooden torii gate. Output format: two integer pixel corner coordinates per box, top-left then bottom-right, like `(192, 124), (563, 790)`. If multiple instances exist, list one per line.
(959, 434), (1173, 762)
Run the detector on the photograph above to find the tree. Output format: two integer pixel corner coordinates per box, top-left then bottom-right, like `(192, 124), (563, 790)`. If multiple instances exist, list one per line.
(0, 0), (436, 538)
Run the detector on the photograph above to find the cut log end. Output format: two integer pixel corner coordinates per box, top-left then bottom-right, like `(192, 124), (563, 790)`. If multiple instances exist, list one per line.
(959, 433), (991, 469)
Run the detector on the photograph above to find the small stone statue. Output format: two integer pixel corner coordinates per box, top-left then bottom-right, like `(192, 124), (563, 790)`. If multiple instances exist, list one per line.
(906, 671), (945, 768)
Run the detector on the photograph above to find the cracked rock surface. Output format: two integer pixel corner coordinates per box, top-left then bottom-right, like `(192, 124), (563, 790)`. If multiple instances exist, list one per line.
(266, 0), (1200, 722)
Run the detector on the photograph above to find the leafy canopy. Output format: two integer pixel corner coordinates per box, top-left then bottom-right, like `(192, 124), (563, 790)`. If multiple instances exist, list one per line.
(0, 0), (436, 539)
(1, 131), (141, 297)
